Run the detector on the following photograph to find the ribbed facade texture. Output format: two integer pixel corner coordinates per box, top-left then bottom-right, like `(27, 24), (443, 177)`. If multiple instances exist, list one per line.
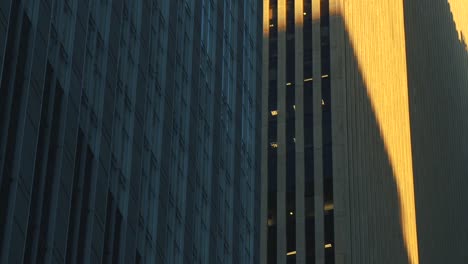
(261, 0), (334, 263)
(403, 1), (468, 263)
(0, 0), (262, 263)
(261, 0), (468, 264)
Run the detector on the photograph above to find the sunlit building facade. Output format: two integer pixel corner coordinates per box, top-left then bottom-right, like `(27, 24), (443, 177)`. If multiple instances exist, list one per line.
(0, 0), (262, 263)
(261, 0), (468, 264)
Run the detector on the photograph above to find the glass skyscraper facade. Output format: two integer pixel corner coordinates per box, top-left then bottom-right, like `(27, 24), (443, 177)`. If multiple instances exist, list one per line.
(0, 0), (262, 263)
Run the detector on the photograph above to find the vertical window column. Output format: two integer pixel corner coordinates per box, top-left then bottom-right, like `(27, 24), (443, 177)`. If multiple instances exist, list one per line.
(303, 0), (315, 263)
(267, 1), (278, 263)
(285, 0), (296, 263)
(0, 10), (31, 256)
(320, 0), (334, 263)
(276, 0), (287, 262)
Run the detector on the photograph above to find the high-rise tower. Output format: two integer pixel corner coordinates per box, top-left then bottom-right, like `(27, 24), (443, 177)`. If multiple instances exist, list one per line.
(261, 1), (468, 264)
(261, 0), (334, 263)
(0, 0), (262, 263)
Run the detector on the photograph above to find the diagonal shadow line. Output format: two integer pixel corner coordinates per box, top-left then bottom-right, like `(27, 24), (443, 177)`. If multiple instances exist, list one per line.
(265, 1), (468, 263)
(328, 1), (419, 263)
(404, 0), (468, 263)
(328, 0), (468, 263)
(343, 48), (412, 263)
(339, 22), (415, 264)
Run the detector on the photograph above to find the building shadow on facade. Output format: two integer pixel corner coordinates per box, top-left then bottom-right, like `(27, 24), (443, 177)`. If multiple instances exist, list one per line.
(329, 1), (468, 263)
(339, 24), (411, 264)
(403, 1), (468, 263)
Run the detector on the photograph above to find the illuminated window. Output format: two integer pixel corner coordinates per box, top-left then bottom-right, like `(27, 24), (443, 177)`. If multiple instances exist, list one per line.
(321, 99), (325, 106)
(271, 110), (278, 116)
(270, 142), (278, 148)
(286, 251), (297, 256)
(267, 218), (275, 226)
(325, 243), (333, 249)
(322, 74), (329, 78)
(324, 202), (334, 211)
(286, 82), (292, 86)
(270, 24), (274, 28)
(304, 77), (313, 82)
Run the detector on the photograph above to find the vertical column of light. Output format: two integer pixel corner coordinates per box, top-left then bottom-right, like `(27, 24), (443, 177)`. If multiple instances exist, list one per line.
(276, 0), (287, 262)
(260, 0), (270, 264)
(320, 0), (334, 263)
(328, 0), (349, 262)
(264, 0), (279, 263)
(302, 0), (315, 263)
(261, 0), (270, 263)
(285, 0), (296, 263)
(294, 0), (305, 263)
(311, 0), (324, 262)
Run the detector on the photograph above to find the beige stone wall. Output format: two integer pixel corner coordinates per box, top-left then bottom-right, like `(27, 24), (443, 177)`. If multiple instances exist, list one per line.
(262, 1), (468, 263)
(404, 1), (468, 263)
(331, 0), (468, 263)
(331, 2), (416, 263)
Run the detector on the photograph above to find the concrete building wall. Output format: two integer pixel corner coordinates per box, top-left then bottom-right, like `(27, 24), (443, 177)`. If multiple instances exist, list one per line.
(261, 0), (335, 263)
(263, 1), (468, 264)
(0, 0), (263, 263)
(404, 1), (468, 263)
(331, 1), (417, 263)
(330, 1), (468, 264)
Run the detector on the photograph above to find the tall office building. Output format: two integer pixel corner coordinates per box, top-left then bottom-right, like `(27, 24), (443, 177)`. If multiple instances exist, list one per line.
(0, 0), (262, 263)
(261, 1), (468, 264)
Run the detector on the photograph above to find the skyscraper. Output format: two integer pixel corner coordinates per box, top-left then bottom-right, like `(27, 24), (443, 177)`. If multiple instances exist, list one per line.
(0, 0), (262, 263)
(261, 1), (468, 264)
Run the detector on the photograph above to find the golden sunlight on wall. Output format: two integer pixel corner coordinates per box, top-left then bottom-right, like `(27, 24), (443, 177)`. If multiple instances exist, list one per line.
(447, 0), (468, 45)
(341, 1), (419, 264)
(263, 0), (270, 36)
(294, 0), (303, 26)
(278, 0), (286, 32)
